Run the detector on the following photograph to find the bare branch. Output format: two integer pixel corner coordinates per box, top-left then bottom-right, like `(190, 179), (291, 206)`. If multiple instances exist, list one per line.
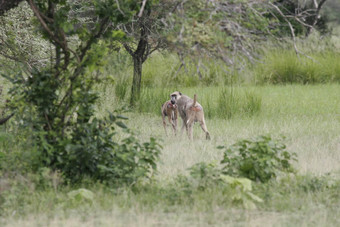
(122, 43), (135, 56)
(27, 0), (80, 65)
(115, 0), (125, 16)
(269, 2), (315, 61)
(138, 0), (147, 18)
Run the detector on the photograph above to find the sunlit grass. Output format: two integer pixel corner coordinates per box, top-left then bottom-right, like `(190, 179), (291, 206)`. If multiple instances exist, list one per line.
(1, 84), (340, 227)
(96, 84), (340, 178)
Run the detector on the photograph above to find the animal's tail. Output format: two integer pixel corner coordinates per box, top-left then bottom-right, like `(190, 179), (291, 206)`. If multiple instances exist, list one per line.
(192, 94), (197, 107)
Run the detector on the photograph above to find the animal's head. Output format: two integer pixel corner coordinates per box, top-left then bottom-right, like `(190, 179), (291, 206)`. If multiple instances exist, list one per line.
(170, 91), (182, 104)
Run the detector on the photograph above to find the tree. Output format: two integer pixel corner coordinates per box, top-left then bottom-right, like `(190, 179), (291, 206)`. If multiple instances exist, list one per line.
(270, 0), (330, 37)
(120, 0), (177, 106)
(167, 0), (276, 69)
(165, 0), (331, 76)
(0, 1), (49, 74)
(303, 0), (328, 36)
(0, 0), (161, 183)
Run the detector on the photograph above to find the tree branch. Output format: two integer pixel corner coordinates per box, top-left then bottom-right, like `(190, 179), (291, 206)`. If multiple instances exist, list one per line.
(138, 0), (147, 18)
(0, 113), (14, 125)
(123, 43), (135, 56)
(269, 2), (315, 61)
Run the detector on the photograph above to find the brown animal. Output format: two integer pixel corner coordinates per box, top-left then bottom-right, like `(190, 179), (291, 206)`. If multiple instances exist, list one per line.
(170, 91), (210, 140)
(161, 100), (178, 136)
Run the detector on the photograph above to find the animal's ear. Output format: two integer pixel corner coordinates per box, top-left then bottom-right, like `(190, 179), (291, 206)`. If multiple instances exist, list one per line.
(179, 92), (182, 95)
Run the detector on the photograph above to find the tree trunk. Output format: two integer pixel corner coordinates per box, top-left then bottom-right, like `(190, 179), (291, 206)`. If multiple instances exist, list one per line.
(130, 56), (143, 106)
(129, 23), (148, 107)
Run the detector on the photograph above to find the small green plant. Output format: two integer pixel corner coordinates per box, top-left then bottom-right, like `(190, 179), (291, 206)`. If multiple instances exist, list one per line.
(115, 78), (130, 101)
(67, 188), (94, 204)
(186, 162), (263, 209)
(187, 162), (224, 190)
(219, 135), (297, 183)
(243, 91), (262, 115)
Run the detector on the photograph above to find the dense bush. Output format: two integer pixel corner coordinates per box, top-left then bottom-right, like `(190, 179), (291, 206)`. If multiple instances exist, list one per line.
(0, 112), (161, 185)
(219, 135), (297, 183)
(54, 113), (162, 184)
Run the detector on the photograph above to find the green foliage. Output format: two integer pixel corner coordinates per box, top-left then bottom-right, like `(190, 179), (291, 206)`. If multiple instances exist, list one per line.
(0, 0), (163, 185)
(168, 0), (266, 57)
(1, 172), (340, 225)
(254, 173), (340, 213)
(184, 162), (263, 209)
(216, 88), (262, 119)
(136, 88), (174, 114)
(0, 110), (161, 185)
(114, 77), (130, 101)
(254, 49), (340, 84)
(67, 188), (94, 203)
(0, 2), (49, 74)
(108, 85), (262, 119)
(187, 162), (223, 190)
(55, 113), (161, 184)
(219, 135), (297, 183)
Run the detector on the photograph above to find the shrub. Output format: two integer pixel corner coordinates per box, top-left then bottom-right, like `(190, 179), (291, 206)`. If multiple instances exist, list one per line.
(185, 162), (263, 209)
(52, 113), (162, 184)
(219, 135), (297, 183)
(0, 111), (161, 185)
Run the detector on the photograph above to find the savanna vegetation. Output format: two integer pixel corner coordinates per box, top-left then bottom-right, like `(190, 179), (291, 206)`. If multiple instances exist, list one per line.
(0, 0), (339, 226)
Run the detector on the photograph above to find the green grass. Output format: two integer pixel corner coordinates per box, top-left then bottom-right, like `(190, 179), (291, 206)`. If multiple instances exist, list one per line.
(1, 36), (340, 225)
(2, 84), (339, 226)
(95, 84), (340, 177)
(253, 50), (340, 84)
(119, 84), (340, 176)
(97, 85), (263, 119)
(102, 45), (340, 91)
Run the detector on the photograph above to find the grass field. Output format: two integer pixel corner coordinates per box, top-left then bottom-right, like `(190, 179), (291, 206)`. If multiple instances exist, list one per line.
(131, 85), (340, 177)
(1, 84), (339, 226)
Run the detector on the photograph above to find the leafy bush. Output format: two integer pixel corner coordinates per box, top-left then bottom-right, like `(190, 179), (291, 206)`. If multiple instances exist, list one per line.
(219, 135), (297, 183)
(185, 162), (263, 209)
(187, 162), (224, 190)
(49, 113), (161, 184)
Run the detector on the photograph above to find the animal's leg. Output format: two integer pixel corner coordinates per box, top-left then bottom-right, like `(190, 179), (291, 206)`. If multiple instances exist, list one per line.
(199, 119), (211, 140)
(173, 110), (178, 135)
(186, 115), (195, 140)
(181, 118), (186, 136)
(168, 113), (176, 136)
(187, 121), (194, 140)
(162, 114), (168, 136)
